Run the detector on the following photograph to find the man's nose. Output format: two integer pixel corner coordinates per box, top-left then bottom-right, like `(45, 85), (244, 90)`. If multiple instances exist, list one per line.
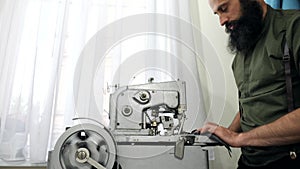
(219, 15), (229, 26)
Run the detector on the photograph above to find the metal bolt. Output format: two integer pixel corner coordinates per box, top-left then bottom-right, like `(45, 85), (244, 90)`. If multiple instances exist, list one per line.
(290, 151), (297, 160)
(77, 151), (87, 160)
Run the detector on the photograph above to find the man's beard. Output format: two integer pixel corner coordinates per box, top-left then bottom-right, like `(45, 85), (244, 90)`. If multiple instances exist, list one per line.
(226, 0), (264, 55)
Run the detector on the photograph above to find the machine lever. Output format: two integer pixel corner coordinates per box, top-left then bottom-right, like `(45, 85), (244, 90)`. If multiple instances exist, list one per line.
(191, 129), (232, 157)
(174, 137), (185, 159)
(87, 156), (106, 169)
(200, 132), (232, 157)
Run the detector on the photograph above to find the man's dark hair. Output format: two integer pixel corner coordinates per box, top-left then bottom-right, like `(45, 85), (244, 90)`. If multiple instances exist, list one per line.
(226, 0), (264, 55)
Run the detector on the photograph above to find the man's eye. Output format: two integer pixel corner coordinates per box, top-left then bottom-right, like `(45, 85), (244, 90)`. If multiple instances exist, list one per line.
(220, 7), (227, 12)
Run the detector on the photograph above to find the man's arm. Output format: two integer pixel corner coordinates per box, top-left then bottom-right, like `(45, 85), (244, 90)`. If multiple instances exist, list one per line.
(212, 108), (300, 147)
(228, 111), (242, 132)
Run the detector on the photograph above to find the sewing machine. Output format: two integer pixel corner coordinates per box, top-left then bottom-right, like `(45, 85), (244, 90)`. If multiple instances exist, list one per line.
(47, 80), (223, 169)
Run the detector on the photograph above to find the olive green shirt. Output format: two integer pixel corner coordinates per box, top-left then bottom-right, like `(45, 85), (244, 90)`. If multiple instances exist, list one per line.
(232, 6), (300, 166)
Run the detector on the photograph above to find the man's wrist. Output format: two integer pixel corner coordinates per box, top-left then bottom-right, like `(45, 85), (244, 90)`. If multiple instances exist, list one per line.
(237, 132), (249, 147)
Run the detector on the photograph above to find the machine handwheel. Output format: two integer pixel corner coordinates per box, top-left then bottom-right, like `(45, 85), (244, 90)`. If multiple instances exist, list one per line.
(50, 123), (117, 169)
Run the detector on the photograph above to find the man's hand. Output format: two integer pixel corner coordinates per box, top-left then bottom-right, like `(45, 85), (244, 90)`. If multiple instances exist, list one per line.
(196, 122), (243, 147)
(197, 108), (300, 148)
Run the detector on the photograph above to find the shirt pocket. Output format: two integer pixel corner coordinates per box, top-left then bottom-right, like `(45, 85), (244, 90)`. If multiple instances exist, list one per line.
(248, 40), (286, 96)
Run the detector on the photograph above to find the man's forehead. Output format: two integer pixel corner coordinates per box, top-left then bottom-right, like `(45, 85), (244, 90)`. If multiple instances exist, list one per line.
(209, 0), (229, 11)
(209, 0), (228, 8)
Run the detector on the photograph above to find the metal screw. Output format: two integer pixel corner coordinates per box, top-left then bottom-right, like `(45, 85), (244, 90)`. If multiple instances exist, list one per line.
(77, 151), (87, 160)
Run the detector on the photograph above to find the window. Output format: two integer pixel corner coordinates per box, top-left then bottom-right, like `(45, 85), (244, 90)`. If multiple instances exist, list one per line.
(0, 0), (206, 164)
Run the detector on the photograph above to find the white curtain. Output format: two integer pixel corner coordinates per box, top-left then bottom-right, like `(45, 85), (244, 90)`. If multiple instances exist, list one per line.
(0, 0), (206, 164)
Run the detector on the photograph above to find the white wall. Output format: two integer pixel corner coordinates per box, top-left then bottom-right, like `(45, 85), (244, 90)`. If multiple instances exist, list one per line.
(195, 0), (241, 169)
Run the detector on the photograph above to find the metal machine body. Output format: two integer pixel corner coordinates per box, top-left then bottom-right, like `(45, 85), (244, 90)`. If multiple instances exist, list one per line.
(109, 80), (187, 136)
(48, 80), (216, 169)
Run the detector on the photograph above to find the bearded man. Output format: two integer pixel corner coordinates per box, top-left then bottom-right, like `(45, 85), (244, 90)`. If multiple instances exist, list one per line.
(195, 0), (300, 168)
